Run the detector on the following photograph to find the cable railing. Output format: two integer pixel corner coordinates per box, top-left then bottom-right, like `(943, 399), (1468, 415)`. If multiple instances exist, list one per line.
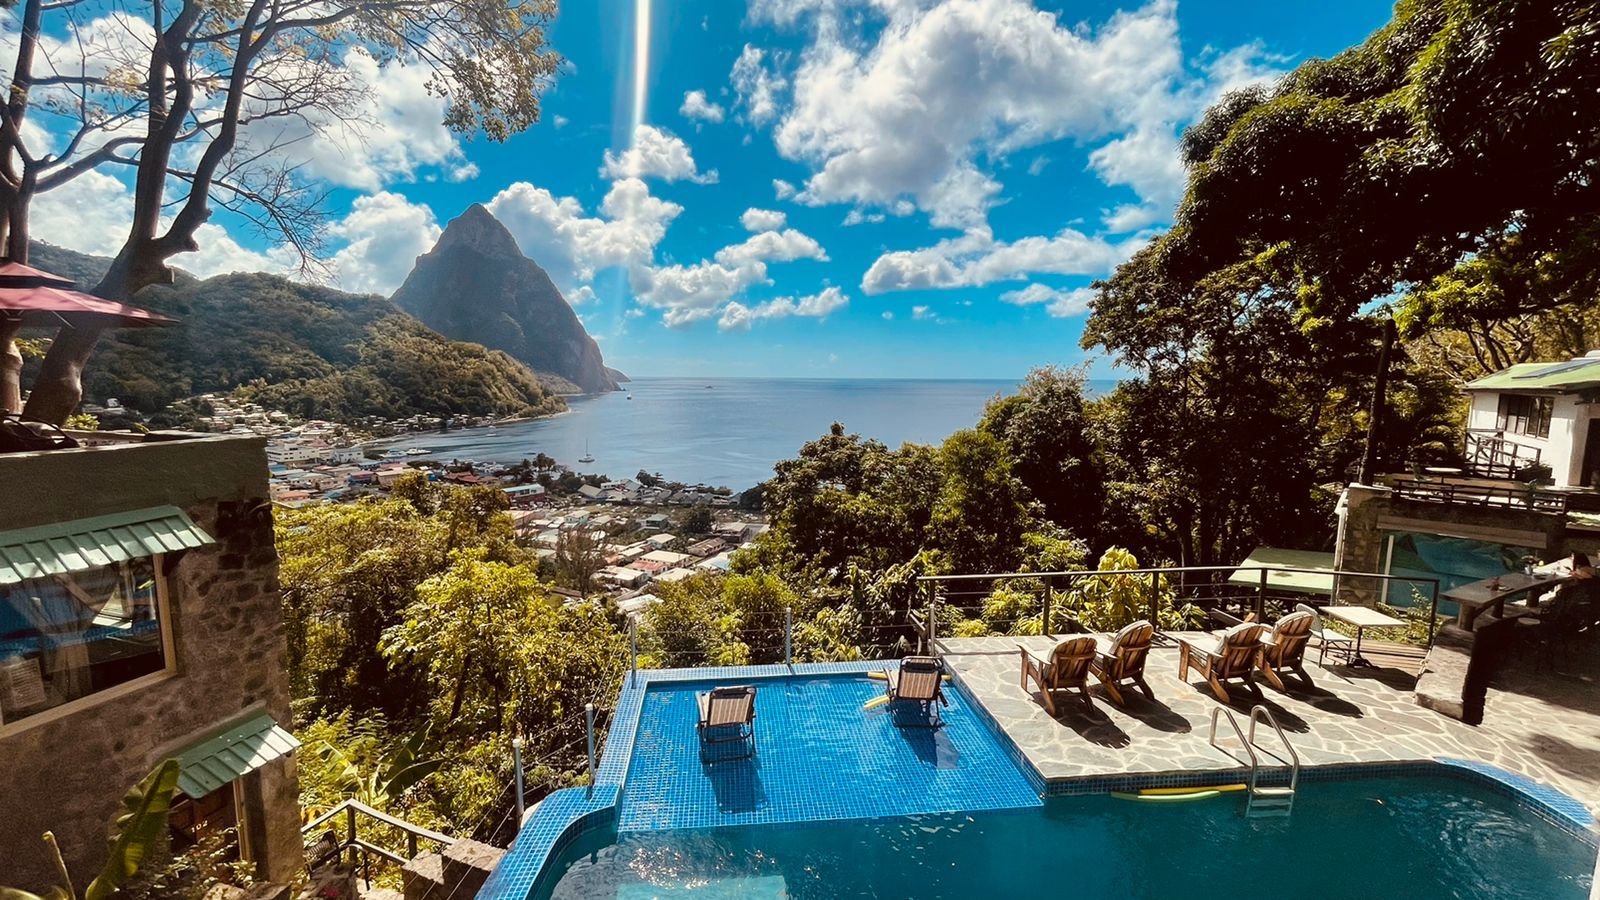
(916, 565), (1444, 648)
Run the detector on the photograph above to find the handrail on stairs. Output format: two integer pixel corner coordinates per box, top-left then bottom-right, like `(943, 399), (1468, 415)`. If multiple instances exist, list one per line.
(302, 798), (455, 876)
(1247, 704), (1301, 794)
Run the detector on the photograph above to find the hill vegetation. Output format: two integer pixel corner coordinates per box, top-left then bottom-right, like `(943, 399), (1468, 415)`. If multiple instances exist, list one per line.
(23, 244), (565, 422)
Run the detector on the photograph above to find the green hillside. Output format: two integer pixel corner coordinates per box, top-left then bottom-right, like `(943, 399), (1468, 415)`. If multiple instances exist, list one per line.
(23, 244), (566, 422)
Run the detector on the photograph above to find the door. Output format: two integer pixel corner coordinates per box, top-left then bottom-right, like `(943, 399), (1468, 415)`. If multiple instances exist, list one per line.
(1582, 419), (1600, 487)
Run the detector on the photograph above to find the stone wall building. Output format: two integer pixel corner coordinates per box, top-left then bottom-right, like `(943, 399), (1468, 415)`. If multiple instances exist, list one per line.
(0, 432), (301, 891)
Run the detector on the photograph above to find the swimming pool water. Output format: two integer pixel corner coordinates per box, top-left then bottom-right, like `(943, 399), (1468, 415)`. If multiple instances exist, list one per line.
(533, 775), (1595, 899)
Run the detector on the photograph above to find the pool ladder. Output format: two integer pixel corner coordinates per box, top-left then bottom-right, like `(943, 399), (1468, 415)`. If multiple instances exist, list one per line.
(1209, 705), (1301, 819)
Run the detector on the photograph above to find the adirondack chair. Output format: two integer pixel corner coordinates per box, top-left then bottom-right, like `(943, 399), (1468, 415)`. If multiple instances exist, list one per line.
(696, 685), (757, 761)
(885, 655), (949, 725)
(1256, 610), (1315, 691)
(1089, 620), (1156, 707)
(1177, 622), (1266, 702)
(1020, 635), (1098, 715)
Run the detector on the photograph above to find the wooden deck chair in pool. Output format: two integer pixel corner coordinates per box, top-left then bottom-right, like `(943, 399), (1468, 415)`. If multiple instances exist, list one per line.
(1089, 620), (1156, 707)
(696, 685), (757, 761)
(1177, 622), (1266, 703)
(1020, 635), (1098, 715)
(1296, 602), (1355, 666)
(885, 655), (949, 725)
(1256, 610), (1316, 692)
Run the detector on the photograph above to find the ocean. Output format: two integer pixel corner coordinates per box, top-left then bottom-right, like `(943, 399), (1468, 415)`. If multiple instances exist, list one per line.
(368, 377), (1114, 491)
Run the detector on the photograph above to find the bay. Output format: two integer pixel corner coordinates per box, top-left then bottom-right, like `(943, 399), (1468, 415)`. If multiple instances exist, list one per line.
(369, 377), (1113, 491)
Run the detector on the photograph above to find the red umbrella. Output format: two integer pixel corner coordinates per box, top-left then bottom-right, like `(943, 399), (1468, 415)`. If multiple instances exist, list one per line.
(0, 260), (174, 327)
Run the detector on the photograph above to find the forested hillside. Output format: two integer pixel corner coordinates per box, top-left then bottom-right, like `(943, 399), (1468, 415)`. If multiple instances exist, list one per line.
(24, 244), (565, 422)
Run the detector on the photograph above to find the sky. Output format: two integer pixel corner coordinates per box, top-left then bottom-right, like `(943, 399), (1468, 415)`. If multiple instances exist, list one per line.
(18, 0), (1397, 379)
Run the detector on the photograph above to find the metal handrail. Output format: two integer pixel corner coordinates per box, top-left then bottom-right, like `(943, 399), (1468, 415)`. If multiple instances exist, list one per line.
(301, 798), (455, 872)
(1208, 707), (1260, 794)
(1247, 705), (1300, 794)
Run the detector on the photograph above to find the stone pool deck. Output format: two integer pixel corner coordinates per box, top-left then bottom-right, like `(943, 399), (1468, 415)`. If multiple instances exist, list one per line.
(938, 631), (1600, 814)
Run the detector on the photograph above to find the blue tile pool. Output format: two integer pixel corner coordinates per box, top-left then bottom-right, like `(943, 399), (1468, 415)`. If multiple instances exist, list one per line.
(617, 673), (1041, 831)
(532, 774), (1596, 899)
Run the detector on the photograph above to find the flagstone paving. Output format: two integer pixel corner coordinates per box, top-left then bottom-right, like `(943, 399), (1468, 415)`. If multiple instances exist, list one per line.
(937, 631), (1600, 814)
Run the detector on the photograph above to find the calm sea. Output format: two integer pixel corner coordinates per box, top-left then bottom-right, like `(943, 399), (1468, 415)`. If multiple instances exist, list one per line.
(369, 377), (1114, 490)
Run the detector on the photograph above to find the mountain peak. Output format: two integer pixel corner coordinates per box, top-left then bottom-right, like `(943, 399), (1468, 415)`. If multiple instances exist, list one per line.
(434, 203), (521, 258)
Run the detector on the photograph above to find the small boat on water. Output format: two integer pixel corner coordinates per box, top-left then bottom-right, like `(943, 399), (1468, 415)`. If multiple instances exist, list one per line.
(382, 448), (406, 459)
(405, 448), (431, 456)
(627, 393), (633, 400)
(578, 440), (595, 464)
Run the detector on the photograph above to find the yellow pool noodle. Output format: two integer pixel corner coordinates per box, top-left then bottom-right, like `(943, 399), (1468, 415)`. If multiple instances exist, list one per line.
(862, 695), (891, 710)
(1141, 784), (1247, 795)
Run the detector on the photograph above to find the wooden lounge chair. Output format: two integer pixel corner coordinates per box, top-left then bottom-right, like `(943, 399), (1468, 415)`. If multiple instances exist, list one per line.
(1020, 636), (1098, 715)
(885, 655), (948, 725)
(1256, 610), (1315, 691)
(696, 685), (756, 761)
(1177, 622), (1265, 703)
(1089, 620), (1155, 706)
(1296, 602), (1355, 666)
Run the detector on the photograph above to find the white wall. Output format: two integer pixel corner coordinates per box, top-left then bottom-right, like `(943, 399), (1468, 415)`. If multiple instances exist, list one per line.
(1466, 391), (1590, 486)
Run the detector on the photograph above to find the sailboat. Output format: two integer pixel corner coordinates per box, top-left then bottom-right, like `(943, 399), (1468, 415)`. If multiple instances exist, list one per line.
(578, 440), (595, 464)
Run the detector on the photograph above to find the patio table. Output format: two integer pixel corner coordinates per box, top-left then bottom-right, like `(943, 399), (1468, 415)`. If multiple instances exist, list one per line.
(1443, 572), (1569, 629)
(1320, 605), (1406, 668)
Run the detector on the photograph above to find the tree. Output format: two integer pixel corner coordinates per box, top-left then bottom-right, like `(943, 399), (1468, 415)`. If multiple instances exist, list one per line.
(930, 429), (1034, 575)
(681, 507), (714, 535)
(13, 0), (562, 422)
(979, 367), (1103, 542)
(552, 529), (606, 598)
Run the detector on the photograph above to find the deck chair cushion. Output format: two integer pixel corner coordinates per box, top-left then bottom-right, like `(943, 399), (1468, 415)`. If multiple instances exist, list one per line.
(1213, 621), (1263, 655)
(1108, 620), (1154, 655)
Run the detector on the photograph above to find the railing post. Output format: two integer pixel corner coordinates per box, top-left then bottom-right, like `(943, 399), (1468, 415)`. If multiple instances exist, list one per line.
(629, 620), (638, 686)
(1428, 580), (1439, 647)
(344, 802), (357, 866)
(1042, 576), (1054, 635)
(584, 703), (597, 798)
(512, 736), (526, 824)
(1149, 570), (1159, 626)
(927, 581), (937, 649)
(784, 605), (793, 665)
(1256, 569), (1268, 622)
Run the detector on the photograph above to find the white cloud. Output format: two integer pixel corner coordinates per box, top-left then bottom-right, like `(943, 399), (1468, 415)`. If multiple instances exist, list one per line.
(639, 260), (771, 327)
(487, 177), (682, 293)
(731, 44), (787, 125)
(554, 115), (570, 128)
(718, 286), (850, 331)
(569, 285), (597, 305)
(600, 125), (718, 183)
(448, 162), (481, 183)
(740, 208), (788, 232)
(999, 283), (1097, 318)
(882, 310), (895, 320)
(714, 228), (828, 268)
(773, 179), (797, 200)
(862, 227), (1143, 294)
(911, 304), (931, 319)
(328, 192), (442, 294)
(842, 209), (885, 226)
(753, 0), (1282, 229)
(680, 89), (726, 123)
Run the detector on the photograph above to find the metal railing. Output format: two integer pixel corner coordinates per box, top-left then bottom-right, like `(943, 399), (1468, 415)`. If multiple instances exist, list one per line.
(302, 798), (454, 876)
(1464, 428), (1542, 480)
(1390, 476), (1570, 513)
(918, 564), (1443, 647)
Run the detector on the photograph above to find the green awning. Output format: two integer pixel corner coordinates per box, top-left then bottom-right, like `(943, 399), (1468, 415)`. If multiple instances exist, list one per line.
(175, 712), (300, 798)
(0, 505), (214, 585)
(1227, 546), (1337, 597)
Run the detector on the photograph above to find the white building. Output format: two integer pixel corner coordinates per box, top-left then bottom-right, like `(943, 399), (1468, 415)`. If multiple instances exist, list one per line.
(1463, 351), (1600, 487)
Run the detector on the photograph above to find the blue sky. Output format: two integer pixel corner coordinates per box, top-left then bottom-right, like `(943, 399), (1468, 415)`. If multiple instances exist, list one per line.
(21, 0), (1396, 379)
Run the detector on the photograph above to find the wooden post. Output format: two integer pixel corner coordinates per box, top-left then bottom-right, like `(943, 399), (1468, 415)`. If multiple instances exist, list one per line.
(1357, 317), (1396, 485)
(1042, 576), (1054, 635)
(1257, 569), (1268, 622)
(344, 803), (357, 866)
(0, 320), (22, 413)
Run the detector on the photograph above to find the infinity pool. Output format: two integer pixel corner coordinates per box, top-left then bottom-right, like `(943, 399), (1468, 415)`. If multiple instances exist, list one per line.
(534, 775), (1594, 899)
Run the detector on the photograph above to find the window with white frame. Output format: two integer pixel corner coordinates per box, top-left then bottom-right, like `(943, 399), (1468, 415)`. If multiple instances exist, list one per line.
(0, 556), (167, 725)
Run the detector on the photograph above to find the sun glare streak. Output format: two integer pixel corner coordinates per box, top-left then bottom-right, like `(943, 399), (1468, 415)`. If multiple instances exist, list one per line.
(630, 0), (652, 143)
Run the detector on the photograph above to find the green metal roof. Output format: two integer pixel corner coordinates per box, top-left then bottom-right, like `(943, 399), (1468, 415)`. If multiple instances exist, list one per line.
(1227, 546), (1337, 596)
(175, 712), (300, 798)
(1463, 358), (1600, 392)
(0, 505), (214, 585)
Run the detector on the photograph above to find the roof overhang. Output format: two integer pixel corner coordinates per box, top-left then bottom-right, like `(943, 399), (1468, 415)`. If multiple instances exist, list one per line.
(1227, 546), (1337, 596)
(175, 711), (300, 798)
(0, 505), (214, 585)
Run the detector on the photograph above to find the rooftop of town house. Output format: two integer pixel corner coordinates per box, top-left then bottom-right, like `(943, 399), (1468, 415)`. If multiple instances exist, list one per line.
(1464, 352), (1600, 392)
